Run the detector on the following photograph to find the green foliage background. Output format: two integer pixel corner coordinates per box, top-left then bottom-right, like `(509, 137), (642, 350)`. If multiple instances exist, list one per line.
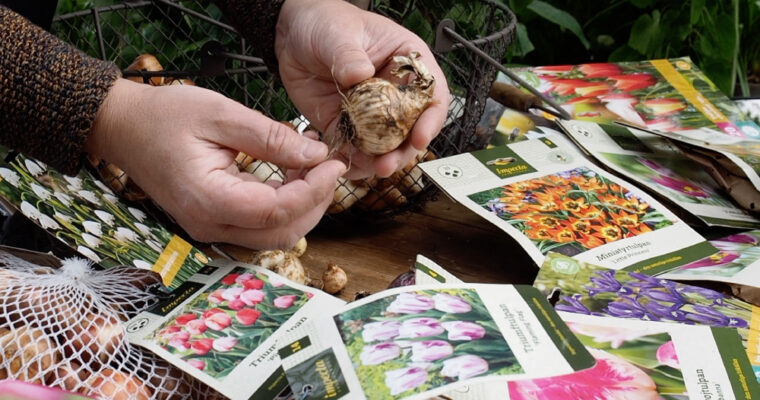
(54, 0), (760, 97)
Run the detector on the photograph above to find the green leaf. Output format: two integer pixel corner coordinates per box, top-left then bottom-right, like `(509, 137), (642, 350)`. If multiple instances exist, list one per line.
(690, 0), (706, 25)
(512, 23), (535, 57)
(631, 0), (657, 8)
(526, 1), (590, 49)
(628, 10), (661, 56)
(609, 44), (645, 61)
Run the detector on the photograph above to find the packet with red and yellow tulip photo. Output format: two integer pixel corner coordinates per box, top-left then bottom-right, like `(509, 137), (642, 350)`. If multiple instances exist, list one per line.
(557, 119), (760, 229)
(124, 259), (346, 400)
(419, 133), (716, 274)
(505, 58), (760, 206)
(276, 282), (594, 400)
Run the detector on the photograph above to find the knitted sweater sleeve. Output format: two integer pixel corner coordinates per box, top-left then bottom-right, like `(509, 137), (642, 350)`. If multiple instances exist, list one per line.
(211, 0), (286, 75)
(0, 5), (120, 175)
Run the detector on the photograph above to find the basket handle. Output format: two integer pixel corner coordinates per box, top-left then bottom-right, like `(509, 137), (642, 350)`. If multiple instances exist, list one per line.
(435, 19), (571, 120)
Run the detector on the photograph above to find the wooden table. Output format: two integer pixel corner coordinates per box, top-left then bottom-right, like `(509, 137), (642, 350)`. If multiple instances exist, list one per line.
(222, 197), (538, 301)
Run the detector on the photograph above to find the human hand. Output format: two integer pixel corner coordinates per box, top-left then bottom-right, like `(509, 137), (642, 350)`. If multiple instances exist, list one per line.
(275, 0), (450, 179)
(87, 78), (346, 249)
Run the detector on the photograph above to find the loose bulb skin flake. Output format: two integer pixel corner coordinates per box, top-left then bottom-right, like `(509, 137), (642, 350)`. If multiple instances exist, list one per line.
(339, 51), (435, 155)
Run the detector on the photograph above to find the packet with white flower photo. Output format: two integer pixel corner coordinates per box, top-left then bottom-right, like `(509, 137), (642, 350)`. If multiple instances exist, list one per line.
(276, 282), (595, 400)
(419, 133), (716, 274)
(557, 119), (760, 229)
(506, 312), (760, 400)
(124, 259), (346, 400)
(0, 151), (207, 290)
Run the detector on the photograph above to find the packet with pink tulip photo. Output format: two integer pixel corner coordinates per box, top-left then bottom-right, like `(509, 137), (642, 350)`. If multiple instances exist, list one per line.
(419, 133), (716, 274)
(275, 282), (595, 400)
(557, 119), (760, 229)
(506, 312), (760, 400)
(124, 259), (346, 400)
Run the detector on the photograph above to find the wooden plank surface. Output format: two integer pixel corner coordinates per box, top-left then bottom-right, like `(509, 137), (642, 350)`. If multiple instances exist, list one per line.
(222, 197), (538, 301)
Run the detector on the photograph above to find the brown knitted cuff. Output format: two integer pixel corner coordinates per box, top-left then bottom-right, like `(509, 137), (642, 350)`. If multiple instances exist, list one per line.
(0, 6), (120, 175)
(212, 0), (286, 76)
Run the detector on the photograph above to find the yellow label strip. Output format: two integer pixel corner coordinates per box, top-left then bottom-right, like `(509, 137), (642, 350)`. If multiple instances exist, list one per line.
(650, 59), (730, 124)
(152, 235), (192, 286)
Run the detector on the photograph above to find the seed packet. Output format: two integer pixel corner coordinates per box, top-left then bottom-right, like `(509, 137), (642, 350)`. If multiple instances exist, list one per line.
(557, 119), (760, 228)
(0, 151), (207, 290)
(419, 133), (715, 274)
(661, 230), (760, 288)
(534, 252), (760, 378)
(509, 312), (760, 400)
(125, 259), (345, 400)
(276, 283), (594, 400)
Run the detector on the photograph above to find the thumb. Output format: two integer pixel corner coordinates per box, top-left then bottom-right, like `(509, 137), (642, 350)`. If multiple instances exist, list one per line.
(330, 43), (375, 88)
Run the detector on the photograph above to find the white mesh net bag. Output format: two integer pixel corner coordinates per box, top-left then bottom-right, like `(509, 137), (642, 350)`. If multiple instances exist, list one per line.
(0, 250), (225, 399)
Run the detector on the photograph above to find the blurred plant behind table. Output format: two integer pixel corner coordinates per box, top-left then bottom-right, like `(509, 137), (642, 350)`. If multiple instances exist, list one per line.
(370, 0), (759, 98)
(499, 0), (760, 98)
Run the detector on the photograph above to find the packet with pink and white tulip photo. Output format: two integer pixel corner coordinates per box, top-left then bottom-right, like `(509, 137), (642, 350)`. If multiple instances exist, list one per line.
(507, 312), (759, 400)
(124, 258), (346, 400)
(276, 282), (595, 400)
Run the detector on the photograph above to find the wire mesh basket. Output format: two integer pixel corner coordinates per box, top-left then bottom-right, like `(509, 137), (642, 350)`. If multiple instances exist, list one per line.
(52, 0), (515, 222)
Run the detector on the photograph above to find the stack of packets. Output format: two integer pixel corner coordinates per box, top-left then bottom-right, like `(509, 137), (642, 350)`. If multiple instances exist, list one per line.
(124, 258), (597, 400)
(121, 252), (760, 399)
(415, 254), (760, 399)
(498, 57), (760, 210)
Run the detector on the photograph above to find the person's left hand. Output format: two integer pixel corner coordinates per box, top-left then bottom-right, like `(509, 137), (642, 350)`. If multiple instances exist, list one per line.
(274, 0), (450, 179)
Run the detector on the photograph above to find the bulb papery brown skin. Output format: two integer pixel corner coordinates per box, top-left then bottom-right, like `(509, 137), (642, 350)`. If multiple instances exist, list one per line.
(339, 51), (435, 155)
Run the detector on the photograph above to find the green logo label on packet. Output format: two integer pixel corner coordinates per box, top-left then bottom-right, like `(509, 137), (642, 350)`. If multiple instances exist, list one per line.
(550, 258), (580, 275)
(472, 146), (537, 179)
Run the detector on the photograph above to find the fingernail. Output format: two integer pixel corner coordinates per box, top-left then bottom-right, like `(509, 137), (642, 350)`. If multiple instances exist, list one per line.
(302, 141), (326, 160)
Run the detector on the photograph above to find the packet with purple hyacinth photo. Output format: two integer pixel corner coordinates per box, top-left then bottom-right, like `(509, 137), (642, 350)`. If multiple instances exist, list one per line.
(276, 282), (595, 400)
(419, 133), (716, 274)
(534, 252), (760, 380)
(124, 258), (346, 400)
(557, 120), (760, 229)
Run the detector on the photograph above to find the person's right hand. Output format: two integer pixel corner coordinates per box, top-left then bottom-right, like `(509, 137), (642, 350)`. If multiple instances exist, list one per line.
(86, 78), (346, 250)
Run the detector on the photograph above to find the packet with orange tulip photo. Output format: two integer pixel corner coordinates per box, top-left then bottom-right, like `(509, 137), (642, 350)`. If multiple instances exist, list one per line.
(276, 283), (594, 400)
(419, 133), (716, 274)
(124, 259), (345, 400)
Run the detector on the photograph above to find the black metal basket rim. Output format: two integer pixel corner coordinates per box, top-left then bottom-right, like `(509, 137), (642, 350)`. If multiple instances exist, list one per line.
(53, 0), (236, 32)
(55, 0), (517, 54)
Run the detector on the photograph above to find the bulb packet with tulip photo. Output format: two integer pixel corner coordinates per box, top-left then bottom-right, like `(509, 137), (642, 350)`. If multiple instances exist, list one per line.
(504, 57), (760, 208)
(275, 282), (595, 400)
(419, 133), (716, 274)
(124, 259), (346, 400)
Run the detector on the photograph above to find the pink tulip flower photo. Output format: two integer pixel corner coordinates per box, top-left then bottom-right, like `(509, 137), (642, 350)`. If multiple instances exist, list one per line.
(334, 288), (522, 400)
(150, 267), (311, 378)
